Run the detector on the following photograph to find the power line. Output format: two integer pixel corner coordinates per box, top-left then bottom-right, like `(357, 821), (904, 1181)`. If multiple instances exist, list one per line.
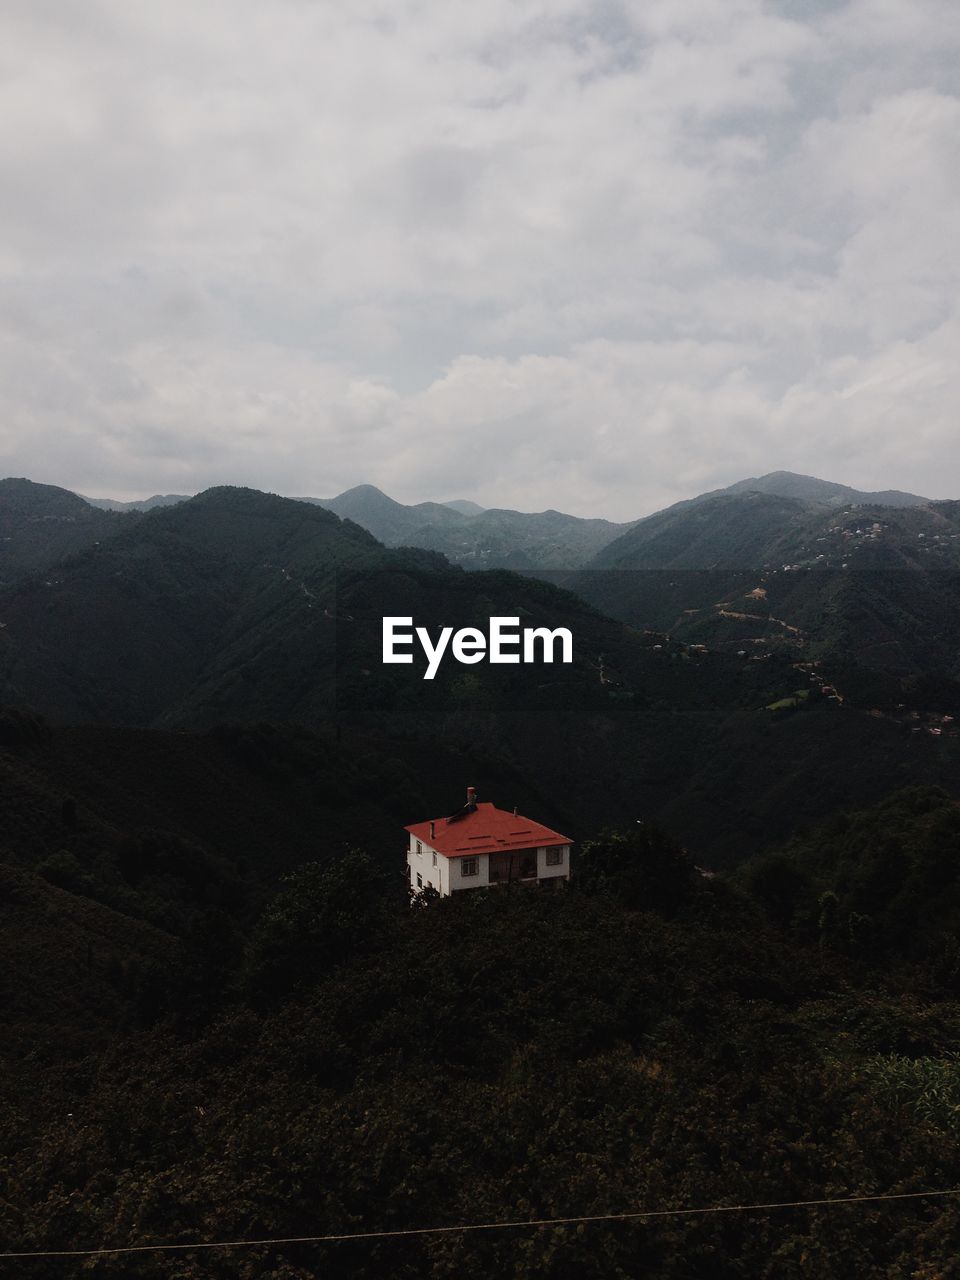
(2, 1187), (959, 1260)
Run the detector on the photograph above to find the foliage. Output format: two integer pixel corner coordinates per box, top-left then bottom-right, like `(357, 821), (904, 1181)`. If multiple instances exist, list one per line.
(577, 823), (697, 914)
(741, 787), (960, 968)
(243, 851), (396, 998)
(861, 1052), (960, 1138)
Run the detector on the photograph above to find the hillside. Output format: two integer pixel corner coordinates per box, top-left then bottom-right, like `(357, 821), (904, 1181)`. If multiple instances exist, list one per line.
(742, 785), (960, 957)
(443, 498), (485, 515)
(308, 483), (465, 546)
(312, 483), (630, 569)
(83, 493), (192, 513)
(569, 494), (960, 684)
(707, 470), (929, 509)
(37, 470), (940, 575)
(310, 472), (932, 571)
(0, 486), (958, 866)
(3, 478), (960, 1275)
(0, 712), (557, 928)
(590, 491), (814, 571)
(5, 794), (960, 1277)
(589, 491), (960, 573)
(0, 486), (389, 726)
(0, 477), (122, 586)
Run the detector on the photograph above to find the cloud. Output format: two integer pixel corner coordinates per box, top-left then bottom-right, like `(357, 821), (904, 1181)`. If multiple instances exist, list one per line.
(0, 0), (958, 515)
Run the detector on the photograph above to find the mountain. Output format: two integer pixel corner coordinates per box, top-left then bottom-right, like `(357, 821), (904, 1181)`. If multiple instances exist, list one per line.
(413, 504), (630, 571)
(6, 470), (960, 1278)
(589, 489), (958, 574)
(0, 486), (388, 728)
(307, 483), (465, 546)
(561, 493), (960, 713)
(711, 470), (930, 508)
(83, 493), (192, 512)
(1, 484), (957, 865)
(5, 771), (960, 1278)
(51, 471), (935, 573)
(590, 491), (814, 571)
(310, 483), (630, 569)
(308, 472), (931, 572)
(0, 477), (122, 587)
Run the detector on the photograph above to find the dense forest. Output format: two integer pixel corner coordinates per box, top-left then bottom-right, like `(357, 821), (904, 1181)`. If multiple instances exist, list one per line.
(3, 711), (960, 1275)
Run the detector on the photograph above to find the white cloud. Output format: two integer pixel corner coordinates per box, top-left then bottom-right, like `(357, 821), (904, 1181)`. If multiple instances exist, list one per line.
(0, 0), (958, 515)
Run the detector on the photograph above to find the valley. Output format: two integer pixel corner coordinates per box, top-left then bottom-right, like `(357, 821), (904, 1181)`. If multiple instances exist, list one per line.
(2, 469), (960, 1277)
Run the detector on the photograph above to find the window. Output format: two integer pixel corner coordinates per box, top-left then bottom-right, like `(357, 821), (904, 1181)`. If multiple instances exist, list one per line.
(416, 840), (422, 856)
(546, 847), (564, 866)
(461, 857), (479, 877)
(432, 850), (437, 866)
(416, 872), (423, 889)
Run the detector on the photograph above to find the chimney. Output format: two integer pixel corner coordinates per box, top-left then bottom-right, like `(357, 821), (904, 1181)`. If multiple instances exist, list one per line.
(466, 785), (477, 810)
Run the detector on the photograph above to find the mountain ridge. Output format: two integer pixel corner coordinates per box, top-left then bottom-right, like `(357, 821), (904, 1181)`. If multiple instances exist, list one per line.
(698, 470), (929, 509)
(0, 470), (936, 576)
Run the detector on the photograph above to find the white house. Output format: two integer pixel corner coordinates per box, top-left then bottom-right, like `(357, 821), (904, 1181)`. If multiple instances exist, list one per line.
(405, 786), (572, 896)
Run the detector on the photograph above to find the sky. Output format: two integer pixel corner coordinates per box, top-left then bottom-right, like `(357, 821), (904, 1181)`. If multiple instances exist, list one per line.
(1, 0), (959, 520)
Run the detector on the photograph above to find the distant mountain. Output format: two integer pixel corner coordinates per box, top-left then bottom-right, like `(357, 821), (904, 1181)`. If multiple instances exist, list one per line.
(50, 471), (935, 571)
(306, 472), (932, 571)
(0, 486), (389, 727)
(306, 484), (465, 546)
(310, 483), (630, 570)
(1, 483), (957, 865)
(83, 493), (192, 513)
(713, 470), (929, 508)
(0, 478), (121, 587)
(590, 485), (956, 574)
(590, 492), (814, 571)
(579, 471), (932, 573)
(570, 490), (960, 681)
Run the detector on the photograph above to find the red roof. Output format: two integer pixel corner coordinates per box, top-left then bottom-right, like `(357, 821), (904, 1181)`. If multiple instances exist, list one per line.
(405, 802), (571, 859)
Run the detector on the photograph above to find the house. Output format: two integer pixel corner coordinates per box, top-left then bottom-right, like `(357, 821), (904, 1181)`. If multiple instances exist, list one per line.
(405, 787), (572, 896)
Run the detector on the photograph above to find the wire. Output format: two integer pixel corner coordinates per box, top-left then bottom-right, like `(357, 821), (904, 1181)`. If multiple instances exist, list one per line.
(2, 1187), (959, 1260)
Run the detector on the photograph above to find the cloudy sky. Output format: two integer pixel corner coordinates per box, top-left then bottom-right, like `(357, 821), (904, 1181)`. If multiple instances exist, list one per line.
(2, 0), (959, 519)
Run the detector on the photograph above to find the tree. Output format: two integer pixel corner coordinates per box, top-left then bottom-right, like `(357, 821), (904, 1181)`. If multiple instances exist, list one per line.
(577, 824), (695, 915)
(243, 849), (392, 999)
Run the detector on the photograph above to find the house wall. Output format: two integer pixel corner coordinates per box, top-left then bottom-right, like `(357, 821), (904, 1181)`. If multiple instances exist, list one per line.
(437, 851), (451, 895)
(537, 844), (570, 882)
(450, 850), (489, 892)
(407, 833), (461, 896)
(407, 833), (444, 895)
(407, 834), (571, 895)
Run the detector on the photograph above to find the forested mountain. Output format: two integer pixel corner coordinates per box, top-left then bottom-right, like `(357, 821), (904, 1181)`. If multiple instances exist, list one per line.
(4, 761), (960, 1277)
(443, 497), (485, 515)
(0, 486), (392, 727)
(695, 469), (929, 509)
(308, 483), (466, 545)
(588, 491), (960, 572)
(311, 483), (629, 569)
(3, 474), (960, 1275)
(1, 485), (957, 865)
(308, 471), (932, 571)
(565, 495), (960, 694)
(83, 493), (192, 513)
(0, 478), (123, 586)
(46, 469), (951, 574)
